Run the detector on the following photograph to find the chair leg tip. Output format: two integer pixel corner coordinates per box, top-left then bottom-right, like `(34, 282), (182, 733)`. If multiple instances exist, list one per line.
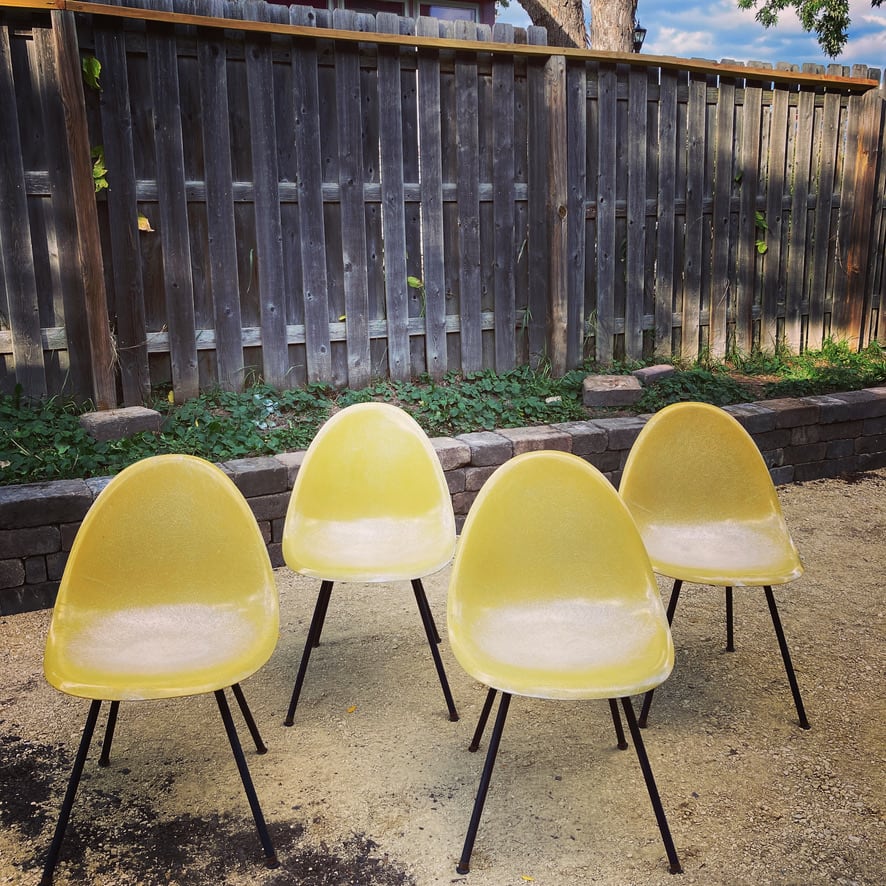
(799, 719), (811, 730)
(617, 740), (628, 750)
(265, 854), (280, 869)
(283, 718), (294, 728)
(456, 863), (470, 875)
(256, 746), (269, 755)
(669, 862), (684, 875)
(449, 713), (460, 723)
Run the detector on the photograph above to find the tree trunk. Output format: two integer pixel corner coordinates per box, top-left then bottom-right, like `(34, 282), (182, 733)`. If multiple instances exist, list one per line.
(519, 0), (587, 48)
(590, 0), (637, 52)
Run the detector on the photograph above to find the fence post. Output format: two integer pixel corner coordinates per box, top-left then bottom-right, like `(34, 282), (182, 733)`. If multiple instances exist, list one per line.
(546, 54), (568, 375)
(835, 67), (883, 348)
(50, 9), (117, 409)
(831, 65), (882, 349)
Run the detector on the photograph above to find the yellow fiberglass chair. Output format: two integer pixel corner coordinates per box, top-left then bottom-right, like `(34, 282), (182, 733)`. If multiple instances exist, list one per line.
(448, 451), (682, 875)
(619, 401), (809, 730)
(41, 455), (280, 885)
(282, 402), (458, 726)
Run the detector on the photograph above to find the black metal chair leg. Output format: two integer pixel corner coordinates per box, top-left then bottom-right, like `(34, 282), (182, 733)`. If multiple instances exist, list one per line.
(457, 692), (511, 875)
(412, 579), (459, 722)
(98, 700), (119, 767)
(763, 586), (810, 729)
(620, 697), (683, 875)
(412, 577), (442, 643)
(725, 586), (735, 651)
(285, 580), (334, 726)
(608, 698), (628, 750)
(232, 683), (267, 754)
(639, 579), (682, 728)
(215, 690), (278, 868)
(468, 687), (497, 752)
(311, 580), (334, 648)
(41, 699), (102, 886)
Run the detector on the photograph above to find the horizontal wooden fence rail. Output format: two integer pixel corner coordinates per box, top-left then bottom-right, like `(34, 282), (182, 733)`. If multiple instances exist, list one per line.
(0, 0), (884, 407)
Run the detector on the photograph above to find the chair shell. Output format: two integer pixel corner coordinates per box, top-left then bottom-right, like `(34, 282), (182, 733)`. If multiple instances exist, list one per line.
(282, 401), (456, 582)
(45, 454), (280, 700)
(448, 450), (673, 700)
(619, 401), (802, 587)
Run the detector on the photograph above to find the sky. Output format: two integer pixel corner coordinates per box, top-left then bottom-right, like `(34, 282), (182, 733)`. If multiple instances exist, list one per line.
(496, 0), (886, 71)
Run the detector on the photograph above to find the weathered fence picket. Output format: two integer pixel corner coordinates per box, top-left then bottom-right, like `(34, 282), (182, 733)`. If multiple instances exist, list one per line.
(0, 0), (883, 406)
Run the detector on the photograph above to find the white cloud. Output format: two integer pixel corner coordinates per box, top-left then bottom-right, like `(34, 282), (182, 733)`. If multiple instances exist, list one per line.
(496, 0), (885, 69)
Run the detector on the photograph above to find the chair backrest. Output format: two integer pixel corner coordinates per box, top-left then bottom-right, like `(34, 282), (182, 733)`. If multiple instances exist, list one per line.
(447, 451), (672, 698)
(282, 402), (456, 580)
(44, 454), (279, 695)
(619, 401), (791, 529)
(618, 402), (802, 585)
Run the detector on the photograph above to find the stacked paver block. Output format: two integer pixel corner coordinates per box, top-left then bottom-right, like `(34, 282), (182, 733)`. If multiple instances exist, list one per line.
(2, 388), (885, 616)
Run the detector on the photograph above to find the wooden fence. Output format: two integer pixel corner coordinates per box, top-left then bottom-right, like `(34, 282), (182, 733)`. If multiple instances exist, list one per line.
(0, 0), (884, 407)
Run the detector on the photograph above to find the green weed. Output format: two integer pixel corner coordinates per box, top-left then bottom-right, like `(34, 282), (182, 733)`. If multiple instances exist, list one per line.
(1, 340), (883, 486)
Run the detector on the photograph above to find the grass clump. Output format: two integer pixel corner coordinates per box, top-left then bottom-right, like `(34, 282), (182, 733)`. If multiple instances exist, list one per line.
(758, 340), (886, 398)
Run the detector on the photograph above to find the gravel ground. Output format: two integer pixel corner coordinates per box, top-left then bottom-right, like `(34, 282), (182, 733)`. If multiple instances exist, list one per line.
(1, 469), (884, 886)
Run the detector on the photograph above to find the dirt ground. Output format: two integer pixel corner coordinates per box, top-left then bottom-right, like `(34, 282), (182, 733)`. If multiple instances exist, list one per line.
(1, 469), (884, 886)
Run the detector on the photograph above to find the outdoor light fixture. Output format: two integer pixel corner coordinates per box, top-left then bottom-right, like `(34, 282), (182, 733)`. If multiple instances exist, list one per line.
(632, 19), (647, 53)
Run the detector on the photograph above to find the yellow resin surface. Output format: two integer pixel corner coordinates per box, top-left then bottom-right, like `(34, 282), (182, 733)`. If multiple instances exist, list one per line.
(282, 403), (456, 582)
(44, 455), (279, 700)
(447, 451), (674, 700)
(619, 402), (803, 587)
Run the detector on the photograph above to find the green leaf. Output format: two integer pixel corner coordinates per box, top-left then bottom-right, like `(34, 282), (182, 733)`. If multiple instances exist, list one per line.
(81, 55), (102, 91)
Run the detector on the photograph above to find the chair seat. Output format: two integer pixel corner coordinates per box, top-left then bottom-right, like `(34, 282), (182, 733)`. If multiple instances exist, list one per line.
(451, 597), (673, 700)
(45, 601), (277, 700)
(284, 515), (455, 582)
(639, 518), (804, 586)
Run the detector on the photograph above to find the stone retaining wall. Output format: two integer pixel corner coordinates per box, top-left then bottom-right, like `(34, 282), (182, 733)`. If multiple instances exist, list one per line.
(2, 388), (885, 616)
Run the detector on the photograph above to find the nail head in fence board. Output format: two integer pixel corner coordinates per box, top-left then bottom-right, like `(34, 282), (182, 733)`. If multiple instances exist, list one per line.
(290, 4), (332, 383)
(416, 15), (447, 379)
(455, 18), (482, 372)
(196, 0), (245, 391)
(376, 12), (410, 380)
(334, 8), (371, 388)
(32, 24), (94, 399)
(92, 1), (150, 403)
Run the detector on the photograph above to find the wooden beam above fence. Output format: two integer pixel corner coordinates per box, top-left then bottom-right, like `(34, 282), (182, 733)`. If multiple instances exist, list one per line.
(0, 0), (879, 91)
